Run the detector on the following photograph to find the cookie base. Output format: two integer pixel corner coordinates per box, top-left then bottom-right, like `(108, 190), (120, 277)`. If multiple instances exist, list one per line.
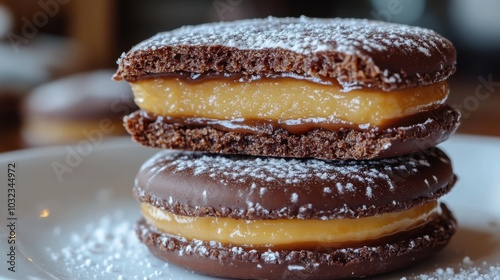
(137, 203), (456, 279)
(124, 106), (460, 160)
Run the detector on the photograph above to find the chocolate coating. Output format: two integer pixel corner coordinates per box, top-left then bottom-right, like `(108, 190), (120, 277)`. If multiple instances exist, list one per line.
(137, 204), (456, 279)
(124, 105), (460, 160)
(134, 148), (455, 220)
(114, 17), (456, 92)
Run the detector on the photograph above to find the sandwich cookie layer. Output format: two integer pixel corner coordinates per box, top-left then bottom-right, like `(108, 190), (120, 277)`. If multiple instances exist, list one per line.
(135, 148), (455, 220)
(137, 205), (455, 279)
(117, 17), (459, 159)
(125, 105), (460, 160)
(134, 149), (457, 278)
(114, 17), (456, 91)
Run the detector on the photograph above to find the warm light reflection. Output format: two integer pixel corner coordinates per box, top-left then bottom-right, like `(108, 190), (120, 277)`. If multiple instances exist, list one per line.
(39, 209), (50, 218)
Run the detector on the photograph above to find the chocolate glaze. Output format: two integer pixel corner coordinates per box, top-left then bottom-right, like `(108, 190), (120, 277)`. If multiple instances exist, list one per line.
(136, 204), (456, 279)
(124, 105), (460, 160)
(134, 148), (455, 220)
(114, 17), (457, 92)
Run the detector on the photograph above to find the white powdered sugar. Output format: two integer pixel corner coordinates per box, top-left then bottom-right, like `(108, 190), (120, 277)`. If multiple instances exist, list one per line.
(131, 16), (448, 59)
(122, 16), (453, 89)
(366, 186), (373, 198)
(262, 250), (278, 263)
(288, 265), (305, 271)
(145, 151), (438, 201)
(402, 257), (500, 280)
(45, 211), (173, 280)
(116, 16), (456, 92)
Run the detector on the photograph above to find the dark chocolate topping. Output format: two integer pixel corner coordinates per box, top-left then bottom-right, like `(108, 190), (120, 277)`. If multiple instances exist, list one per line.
(137, 204), (456, 279)
(134, 148), (455, 220)
(114, 17), (456, 91)
(124, 105), (460, 160)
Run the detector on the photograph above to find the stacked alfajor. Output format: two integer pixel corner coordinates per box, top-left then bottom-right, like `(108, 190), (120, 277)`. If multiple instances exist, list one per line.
(115, 17), (460, 279)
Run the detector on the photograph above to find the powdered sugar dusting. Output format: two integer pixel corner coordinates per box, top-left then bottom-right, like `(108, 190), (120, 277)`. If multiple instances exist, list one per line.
(139, 151), (446, 214)
(124, 16), (453, 89)
(144, 150), (438, 201)
(45, 211), (176, 280)
(288, 265), (305, 271)
(366, 186), (373, 198)
(402, 257), (500, 280)
(136, 149), (454, 220)
(132, 16), (445, 59)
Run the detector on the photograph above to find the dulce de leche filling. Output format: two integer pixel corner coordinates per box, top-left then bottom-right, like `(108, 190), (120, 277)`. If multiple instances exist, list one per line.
(141, 201), (438, 249)
(131, 76), (448, 127)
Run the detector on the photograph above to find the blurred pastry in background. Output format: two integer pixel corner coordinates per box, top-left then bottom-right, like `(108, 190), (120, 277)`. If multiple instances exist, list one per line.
(0, 2), (85, 151)
(22, 70), (137, 147)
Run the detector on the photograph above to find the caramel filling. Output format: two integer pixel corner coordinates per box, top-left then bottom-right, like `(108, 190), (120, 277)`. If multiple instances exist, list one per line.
(141, 201), (438, 249)
(131, 77), (448, 127)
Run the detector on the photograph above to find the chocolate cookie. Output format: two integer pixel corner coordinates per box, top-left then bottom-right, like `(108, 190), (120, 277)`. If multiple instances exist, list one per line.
(124, 105), (459, 160)
(114, 17), (456, 91)
(138, 206), (455, 280)
(134, 148), (457, 279)
(135, 148), (455, 220)
(115, 17), (460, 159)
(117, 17), (461, 279)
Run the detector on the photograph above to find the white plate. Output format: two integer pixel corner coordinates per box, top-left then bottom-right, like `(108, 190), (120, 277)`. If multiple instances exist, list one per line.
(0, 135), (499, 280)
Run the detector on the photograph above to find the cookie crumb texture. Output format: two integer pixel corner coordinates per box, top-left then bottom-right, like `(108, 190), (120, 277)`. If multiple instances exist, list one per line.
(124, 105), (460, 160)
(115, 17), (456, 91)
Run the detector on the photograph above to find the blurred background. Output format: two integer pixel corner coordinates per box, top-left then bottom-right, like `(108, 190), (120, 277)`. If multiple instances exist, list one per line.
(0, 0), (499, 152)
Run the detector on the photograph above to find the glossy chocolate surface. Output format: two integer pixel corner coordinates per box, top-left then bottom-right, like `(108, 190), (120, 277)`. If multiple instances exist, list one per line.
(134, 148), (455, 220)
